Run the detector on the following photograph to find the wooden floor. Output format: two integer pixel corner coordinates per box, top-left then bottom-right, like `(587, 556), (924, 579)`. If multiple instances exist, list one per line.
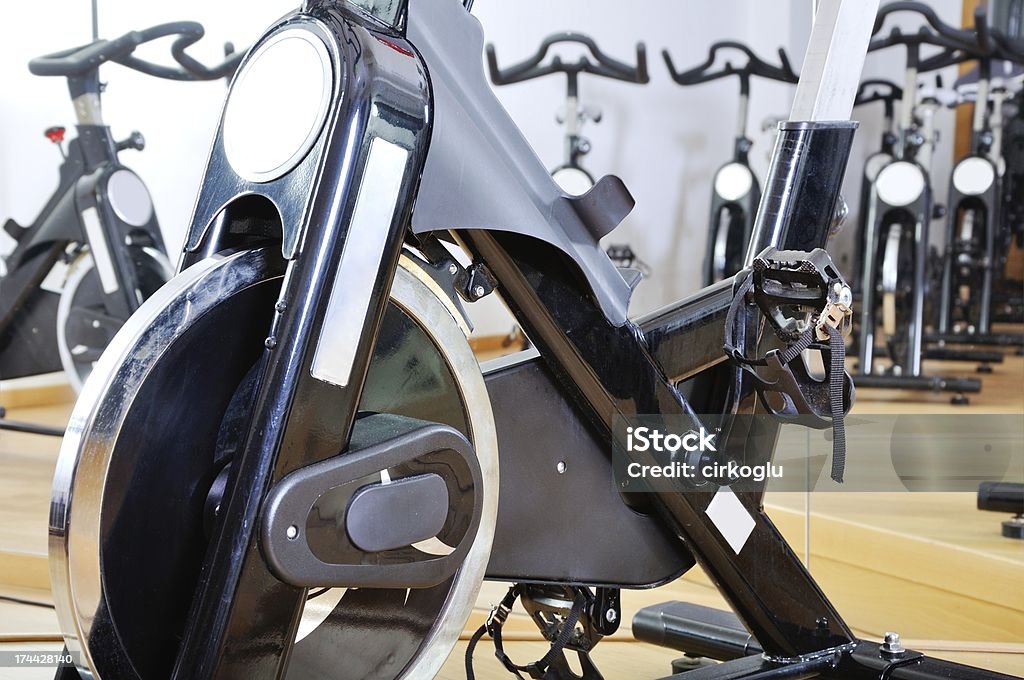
(0, 336), (1022, 678)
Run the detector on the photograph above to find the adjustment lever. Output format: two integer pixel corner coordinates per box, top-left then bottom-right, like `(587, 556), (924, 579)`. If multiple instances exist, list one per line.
(116, 131), (145, 152)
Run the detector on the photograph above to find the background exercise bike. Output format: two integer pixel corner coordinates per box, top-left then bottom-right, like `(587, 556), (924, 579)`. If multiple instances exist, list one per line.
(0, 21), (240, 393)
(854, 2), (1006, 403)
(487, 32), (650, 273)
(663, 41), (799, 286)
(48, 1), (1021, 679)
(851, 78), (903, 291)
(931, 51), (1024, 351)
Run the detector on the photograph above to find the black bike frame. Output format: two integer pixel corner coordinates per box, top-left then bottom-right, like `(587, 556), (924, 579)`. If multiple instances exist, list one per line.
(146, 1), (1016, 678)
(0, 68), (166, 378)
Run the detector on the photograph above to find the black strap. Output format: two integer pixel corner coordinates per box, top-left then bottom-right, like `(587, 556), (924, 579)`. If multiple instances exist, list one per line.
(466, 587), (588, 680)
(826, 324), (847, 483)
(723, 272), (755, 362)
(722, 271), (848, 483)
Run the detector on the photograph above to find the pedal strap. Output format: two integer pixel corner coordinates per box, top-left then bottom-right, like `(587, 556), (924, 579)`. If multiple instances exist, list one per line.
(723, 270), (848, 483)
(465, 586), (587, 680)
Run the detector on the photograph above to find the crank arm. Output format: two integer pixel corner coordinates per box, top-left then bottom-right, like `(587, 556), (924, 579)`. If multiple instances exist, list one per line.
(261, 414), (482, 589)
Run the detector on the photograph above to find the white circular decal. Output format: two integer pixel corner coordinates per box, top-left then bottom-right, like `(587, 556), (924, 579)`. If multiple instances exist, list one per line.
(876, 161), (925, 207)
(864, 153), (891, 183)
(952, 157), (995, 196)
(553, 167), (595, 196)
(223, 29), (333, 182)
(106, 170), (153, 226)
(714, 162), (754, 202)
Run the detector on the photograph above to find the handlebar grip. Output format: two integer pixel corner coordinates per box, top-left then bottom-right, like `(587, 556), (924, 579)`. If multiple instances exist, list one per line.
(636, 43), (649, 84)
(975, 5), (995, 54)
(29, 30), (145, 77)
(487, 33), (647, 86)
(29, 21), (240, 83)
(664, 42), (797, 87)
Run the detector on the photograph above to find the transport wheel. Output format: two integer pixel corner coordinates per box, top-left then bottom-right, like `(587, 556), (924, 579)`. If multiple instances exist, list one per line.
(56, 247), (171, 392)
(50, 247), (498, 680)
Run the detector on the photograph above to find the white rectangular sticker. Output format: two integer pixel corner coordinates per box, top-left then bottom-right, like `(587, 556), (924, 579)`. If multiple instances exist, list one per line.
(705, 487), (756, 555)
(311, 137), (408, 387)
(81, 207), (119, 294)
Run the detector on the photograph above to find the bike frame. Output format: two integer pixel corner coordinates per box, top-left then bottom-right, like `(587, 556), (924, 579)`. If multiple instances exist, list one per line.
(116, 1), (1013, 678)
(854, 37), (990, 397)
(0, 66), (166, 378)
(933, 62), (1024, 348)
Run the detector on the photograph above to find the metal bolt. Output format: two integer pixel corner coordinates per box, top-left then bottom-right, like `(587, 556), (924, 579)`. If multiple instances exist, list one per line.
(275, 300), (288, 313)
(473, 285), (485, 299)
(838, 285), (852, 307)
(448, 263), (458, 275)
(286, 525), (299, 540)
(881, 631), (905, 657)
(92, 320), (101, 329)
(556, 461), (566, 474)
(605, 609), (617, 623)
(265, 337), (277, 349)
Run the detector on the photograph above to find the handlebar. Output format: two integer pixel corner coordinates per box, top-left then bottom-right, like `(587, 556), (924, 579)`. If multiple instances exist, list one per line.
(869, 2), (990, 71)
(855, 79), (904, 108)
(487, 33), (648, 88)
(29, 22), (242, 82)
(663, 42), (798, 94)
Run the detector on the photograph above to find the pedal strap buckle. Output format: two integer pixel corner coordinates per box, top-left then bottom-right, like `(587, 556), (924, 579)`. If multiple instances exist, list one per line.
(724, 247), (854, 483)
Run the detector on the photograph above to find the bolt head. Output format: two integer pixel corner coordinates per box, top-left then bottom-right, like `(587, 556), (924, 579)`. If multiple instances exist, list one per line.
(286, 525), (299, 540)
(556, 461), (566, 474)
(881, 631), (905, 656)
(605, 609), (617, 623)
(473, 285), (485, 298)
(448, 263), (458, 275)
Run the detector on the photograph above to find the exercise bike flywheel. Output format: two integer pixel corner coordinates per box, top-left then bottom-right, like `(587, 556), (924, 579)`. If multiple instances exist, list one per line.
(56, 247), (172, 392)
(50, 247), (498, 679)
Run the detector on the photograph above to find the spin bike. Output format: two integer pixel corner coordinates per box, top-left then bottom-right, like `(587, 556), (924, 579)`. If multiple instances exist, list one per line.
(931, 48), (1024, 350)
(0, 22), (240, 392)
(855, 2), (1001, 402)
(487, 33), (650, 271)
(663, 42), (799, 286)
(49, 1), (1020, 679)
(851, 78), (902, 295)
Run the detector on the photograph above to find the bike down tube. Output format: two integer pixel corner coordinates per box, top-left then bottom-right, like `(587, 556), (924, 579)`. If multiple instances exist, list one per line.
(169, 6), (430, 679)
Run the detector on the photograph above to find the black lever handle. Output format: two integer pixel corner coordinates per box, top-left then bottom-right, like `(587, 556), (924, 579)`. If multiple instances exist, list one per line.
(116, 131), (146, 153)
(855, 79), (904, 107)
(663, 42), (798, 95)
(487, 32), (648, 89)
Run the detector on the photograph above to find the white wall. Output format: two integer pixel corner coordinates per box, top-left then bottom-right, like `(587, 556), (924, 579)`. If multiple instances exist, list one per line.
(0, 1), (963, 335)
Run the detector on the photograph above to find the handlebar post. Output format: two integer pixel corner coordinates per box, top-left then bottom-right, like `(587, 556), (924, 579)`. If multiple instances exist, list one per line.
(973, 58), (992, 136)
(736, 74), (752, 140)
(897, 51), (919, 158)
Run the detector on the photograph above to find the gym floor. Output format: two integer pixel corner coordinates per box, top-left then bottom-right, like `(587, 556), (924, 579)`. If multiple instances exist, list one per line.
(0, 335), (1021, 679)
